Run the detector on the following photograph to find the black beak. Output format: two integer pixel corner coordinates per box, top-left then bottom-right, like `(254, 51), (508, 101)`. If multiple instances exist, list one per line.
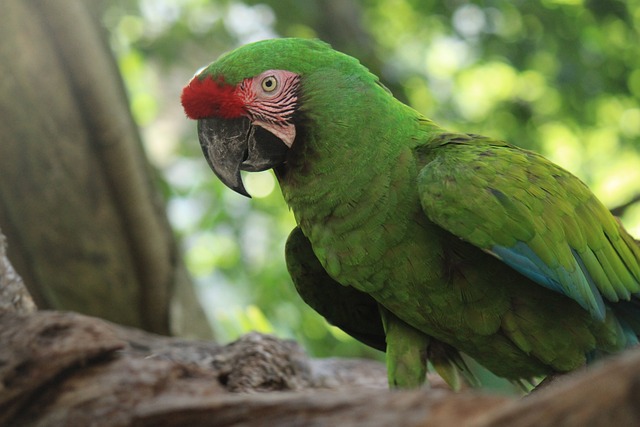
(197, 117), (289, 197)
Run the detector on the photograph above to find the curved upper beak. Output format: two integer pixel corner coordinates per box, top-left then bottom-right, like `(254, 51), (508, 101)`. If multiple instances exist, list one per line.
(197, 117), (289, 197)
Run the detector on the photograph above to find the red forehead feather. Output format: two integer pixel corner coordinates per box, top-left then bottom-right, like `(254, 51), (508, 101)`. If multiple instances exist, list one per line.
(180, 76), (246, 120)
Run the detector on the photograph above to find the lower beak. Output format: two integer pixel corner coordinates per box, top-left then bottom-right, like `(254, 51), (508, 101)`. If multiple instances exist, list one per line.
(197, 117), (289, 197)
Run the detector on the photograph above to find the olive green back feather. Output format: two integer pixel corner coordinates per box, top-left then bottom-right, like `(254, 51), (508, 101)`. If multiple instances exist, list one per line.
(418, 133), (640, 320)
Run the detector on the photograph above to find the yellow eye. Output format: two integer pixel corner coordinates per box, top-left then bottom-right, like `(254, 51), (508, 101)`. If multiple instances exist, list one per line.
(261, 76), (277, 92)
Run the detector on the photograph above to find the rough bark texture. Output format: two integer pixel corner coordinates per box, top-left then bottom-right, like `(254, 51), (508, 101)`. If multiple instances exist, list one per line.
(0, 230), (36, 315)
(0, 0), (210, 338)
(3, 308), (640, 426)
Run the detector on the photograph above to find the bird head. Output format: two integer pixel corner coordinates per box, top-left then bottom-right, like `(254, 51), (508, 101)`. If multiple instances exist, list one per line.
(180, 38), (378, 197)
(181, 39), (319, 197)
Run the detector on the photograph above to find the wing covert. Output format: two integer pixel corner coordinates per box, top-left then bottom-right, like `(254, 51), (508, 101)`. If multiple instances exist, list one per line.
(417, 134), (640, 320)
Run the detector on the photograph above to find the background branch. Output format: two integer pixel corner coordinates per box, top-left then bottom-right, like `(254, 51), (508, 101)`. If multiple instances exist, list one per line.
(611, 193), (640, 218)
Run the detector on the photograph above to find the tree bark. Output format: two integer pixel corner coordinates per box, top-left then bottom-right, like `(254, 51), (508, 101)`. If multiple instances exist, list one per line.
(0, 229), (36, 315)
(0, 0), (210, 338)
(3, 307), (640, 426)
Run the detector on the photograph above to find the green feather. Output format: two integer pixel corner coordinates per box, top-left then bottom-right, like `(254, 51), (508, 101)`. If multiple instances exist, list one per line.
(194, 38), (640, 388)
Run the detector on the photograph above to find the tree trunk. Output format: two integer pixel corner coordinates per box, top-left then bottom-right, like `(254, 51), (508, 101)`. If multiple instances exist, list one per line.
(0, 0), (210, 338)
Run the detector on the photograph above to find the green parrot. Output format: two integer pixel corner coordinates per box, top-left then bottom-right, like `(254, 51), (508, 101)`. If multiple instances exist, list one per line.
(180, 38), (640, 389)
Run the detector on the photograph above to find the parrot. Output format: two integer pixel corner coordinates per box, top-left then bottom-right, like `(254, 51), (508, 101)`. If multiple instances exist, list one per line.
(180, 38), (640, 389)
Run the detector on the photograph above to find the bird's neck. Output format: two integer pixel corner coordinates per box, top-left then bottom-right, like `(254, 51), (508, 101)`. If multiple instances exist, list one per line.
(280, 90), (442, 204)
(275, 94), (442, 257)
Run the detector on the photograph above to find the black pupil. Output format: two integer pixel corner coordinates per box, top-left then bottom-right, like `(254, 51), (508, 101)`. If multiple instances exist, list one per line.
(265, 78), (274, 88)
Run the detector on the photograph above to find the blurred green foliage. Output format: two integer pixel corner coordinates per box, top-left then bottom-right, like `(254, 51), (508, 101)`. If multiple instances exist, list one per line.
(101, 0), (640, 368)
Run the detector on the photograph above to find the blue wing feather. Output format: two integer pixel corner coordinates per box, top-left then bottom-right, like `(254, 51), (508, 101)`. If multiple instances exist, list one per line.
(490, 243), (606, 320)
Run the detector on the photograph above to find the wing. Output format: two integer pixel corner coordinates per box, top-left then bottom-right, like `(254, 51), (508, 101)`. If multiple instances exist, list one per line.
(285, 226), (386, 351)
(285, 226), (480, 389)
(417, 133), (640, 320)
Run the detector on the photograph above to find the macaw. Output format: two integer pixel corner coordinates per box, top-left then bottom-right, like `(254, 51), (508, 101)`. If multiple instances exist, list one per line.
(181, 38), (640, 388)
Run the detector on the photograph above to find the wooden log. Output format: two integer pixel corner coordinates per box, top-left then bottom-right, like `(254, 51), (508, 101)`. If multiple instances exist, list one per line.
(2, 306), (639, 427)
